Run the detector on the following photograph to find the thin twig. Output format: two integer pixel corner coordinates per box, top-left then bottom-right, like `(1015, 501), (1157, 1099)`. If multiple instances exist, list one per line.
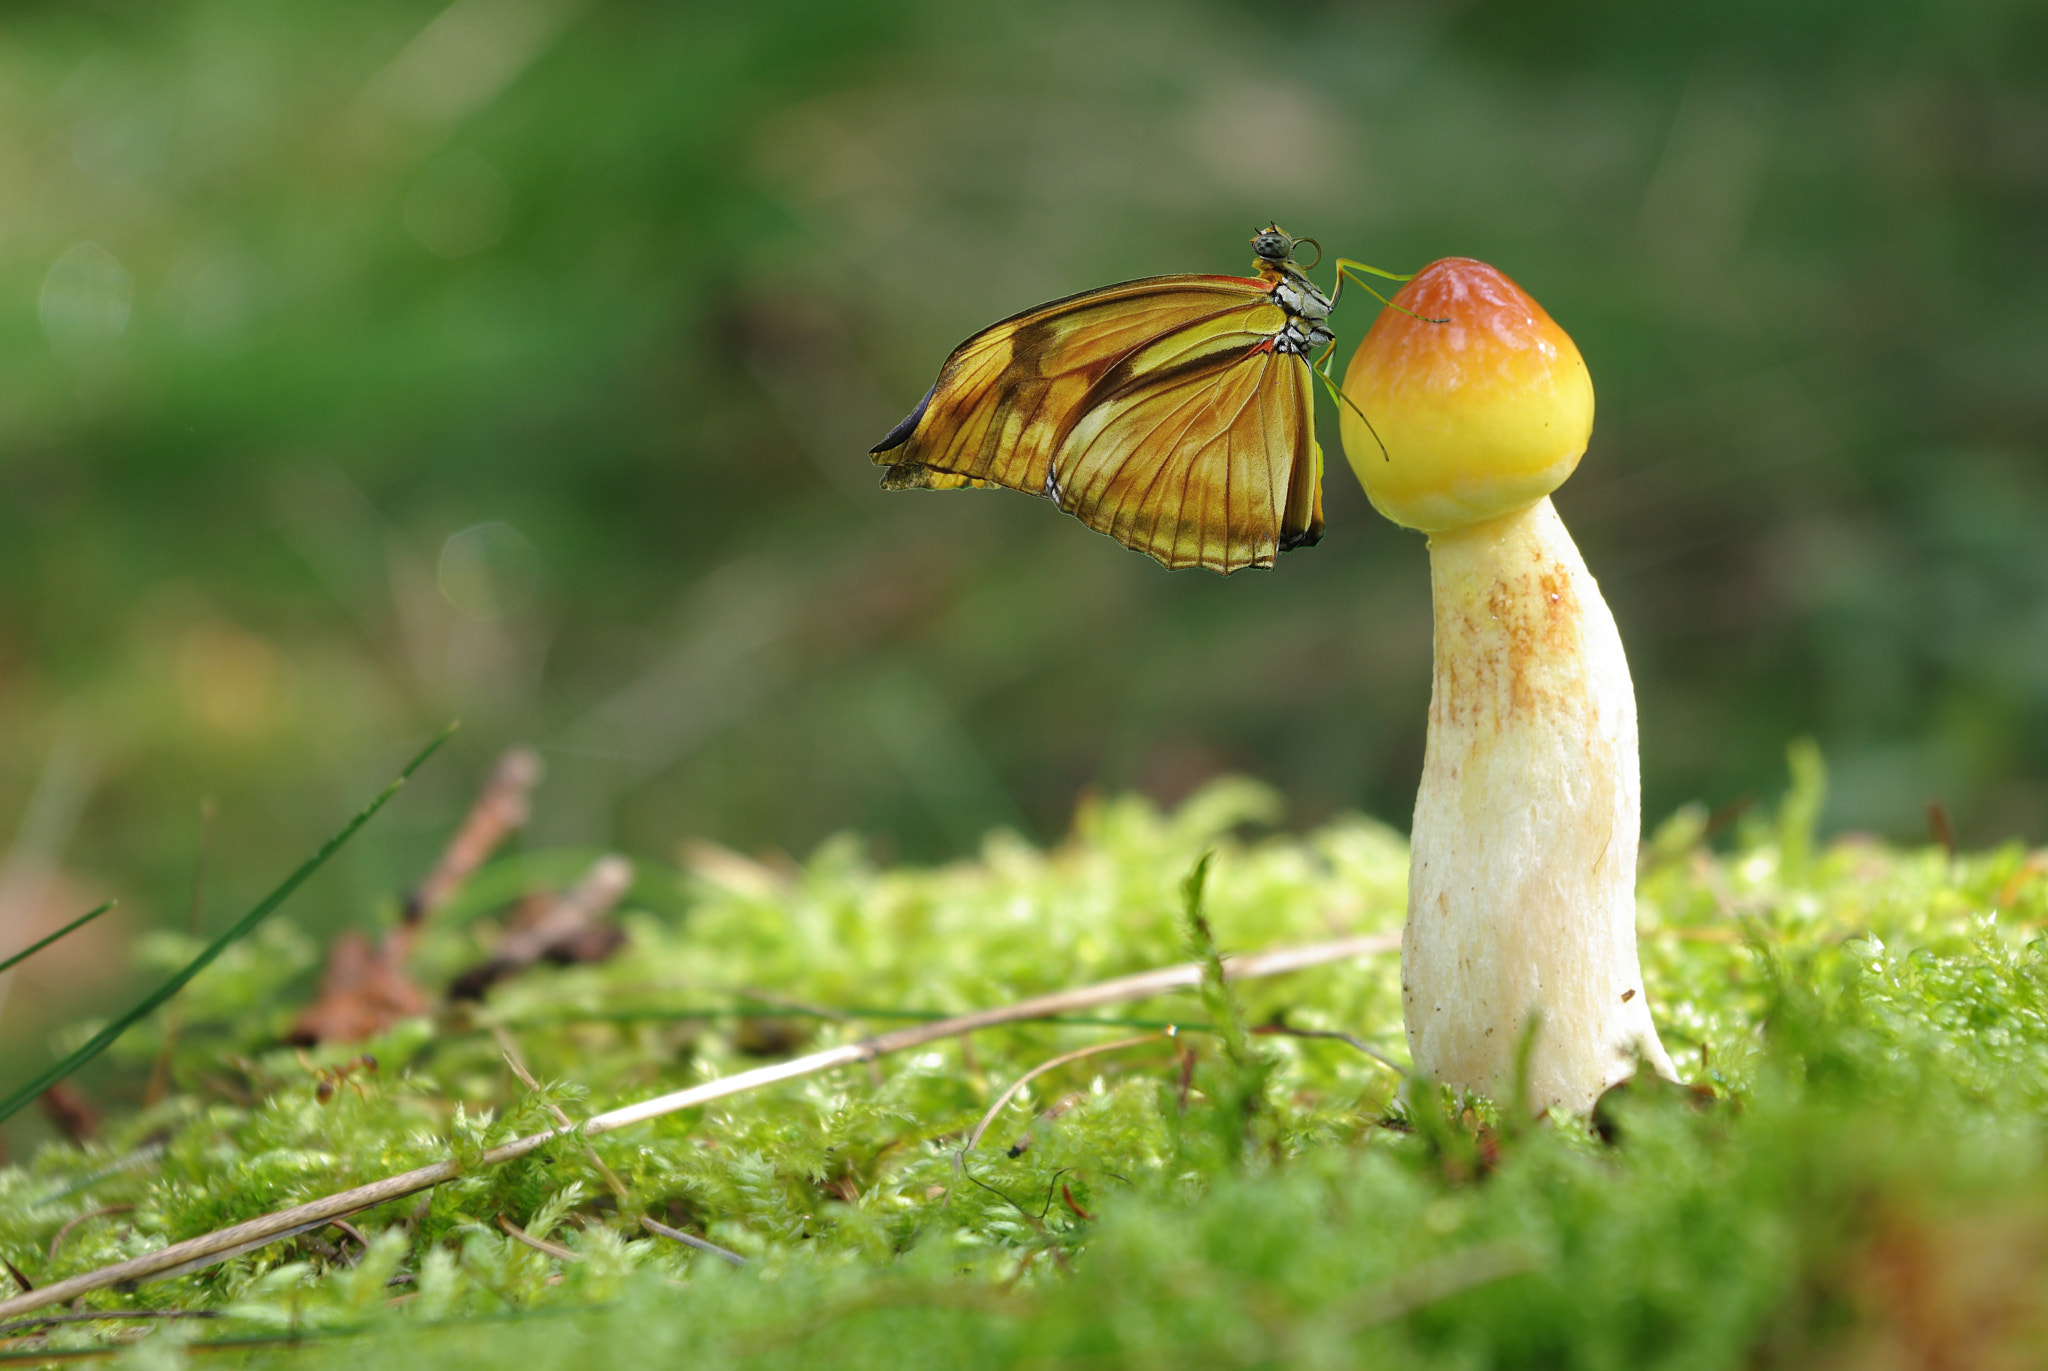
(638, 1215), (746, 1267)
(495, 1037), (630, 1203)
(495, 1214), (579, 1262)
(1252, 1023), (1409, 1077)
(448, 855), (632, 999)
(47, 1206), (133, 1261)
(960, 1034), (1166, 1158)
(0, 1302), (593, 1364)
(0, 1308), (221, 1339)
(0, 930), (1396, 1321)
(1000, 1092), (1087, 1160)
(494, 1005), (1218, 1033)
(404, 747), (542, 927)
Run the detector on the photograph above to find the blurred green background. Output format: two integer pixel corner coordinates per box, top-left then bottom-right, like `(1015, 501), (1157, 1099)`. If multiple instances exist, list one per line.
(1, 1), (2045, 1047)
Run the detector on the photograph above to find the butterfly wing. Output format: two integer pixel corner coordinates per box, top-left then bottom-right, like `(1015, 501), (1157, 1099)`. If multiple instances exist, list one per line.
(872, 274), (1274, 500)
(1051, 305), (1322, 572)
(873, 275), (1321, 572)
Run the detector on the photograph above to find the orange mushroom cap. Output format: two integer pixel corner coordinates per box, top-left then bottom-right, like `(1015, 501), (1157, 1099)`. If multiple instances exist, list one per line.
(1339, 257), (1594, 533)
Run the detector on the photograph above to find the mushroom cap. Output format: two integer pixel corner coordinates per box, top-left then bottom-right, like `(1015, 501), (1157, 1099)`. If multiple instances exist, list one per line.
(1340, 258), (1594, 533)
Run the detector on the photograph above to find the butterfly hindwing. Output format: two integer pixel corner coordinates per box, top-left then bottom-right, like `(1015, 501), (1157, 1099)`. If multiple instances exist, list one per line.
(1052, 305), (1317, 571)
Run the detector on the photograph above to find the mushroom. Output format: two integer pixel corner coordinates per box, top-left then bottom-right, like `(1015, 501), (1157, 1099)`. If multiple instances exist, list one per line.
(1338, 257), (1676, 1115)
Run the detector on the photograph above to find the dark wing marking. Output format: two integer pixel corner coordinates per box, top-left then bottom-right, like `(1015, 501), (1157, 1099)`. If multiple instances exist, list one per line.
(872, 382), (936, 454)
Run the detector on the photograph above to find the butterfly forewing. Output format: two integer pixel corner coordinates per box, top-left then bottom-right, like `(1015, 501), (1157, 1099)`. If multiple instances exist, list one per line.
(874, 276), (1270, 499)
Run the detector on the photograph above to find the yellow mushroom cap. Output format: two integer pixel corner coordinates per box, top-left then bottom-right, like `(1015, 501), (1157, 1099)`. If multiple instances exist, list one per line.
(1340, 257), (1594, 533)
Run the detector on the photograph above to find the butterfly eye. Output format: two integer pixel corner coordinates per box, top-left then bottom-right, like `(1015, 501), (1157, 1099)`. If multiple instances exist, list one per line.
(1253, 229), (1293, 261)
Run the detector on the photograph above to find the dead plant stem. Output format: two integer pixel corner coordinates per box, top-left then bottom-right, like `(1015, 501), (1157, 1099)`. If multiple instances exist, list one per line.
(0, 931), (1396, 1321)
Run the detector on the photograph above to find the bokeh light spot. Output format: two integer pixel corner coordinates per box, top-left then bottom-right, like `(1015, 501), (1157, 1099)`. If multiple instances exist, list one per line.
(437, 520), (543, 621)
(39, 241), (134, 353)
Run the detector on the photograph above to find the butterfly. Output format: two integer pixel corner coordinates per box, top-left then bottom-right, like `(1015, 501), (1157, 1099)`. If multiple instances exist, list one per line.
(870, 226), (1409, 574)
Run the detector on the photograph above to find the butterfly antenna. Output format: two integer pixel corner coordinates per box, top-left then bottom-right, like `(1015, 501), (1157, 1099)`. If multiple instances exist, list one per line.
(1311, 353), (1391, 463)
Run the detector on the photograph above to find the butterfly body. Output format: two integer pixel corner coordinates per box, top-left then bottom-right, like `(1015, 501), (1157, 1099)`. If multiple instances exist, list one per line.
(871, 226), (1335, 573)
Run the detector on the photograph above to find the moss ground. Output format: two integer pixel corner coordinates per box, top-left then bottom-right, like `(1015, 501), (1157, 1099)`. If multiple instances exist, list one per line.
(5, 763), (2048, 1367)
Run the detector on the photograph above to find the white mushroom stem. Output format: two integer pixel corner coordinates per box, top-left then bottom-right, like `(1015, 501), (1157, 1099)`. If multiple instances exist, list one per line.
(1342, 255), (1681, 1114)
(1404, 496), (1676, 1113)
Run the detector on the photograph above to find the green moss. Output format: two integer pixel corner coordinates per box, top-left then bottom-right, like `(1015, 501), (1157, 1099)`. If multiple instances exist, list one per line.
(5, 774), (2048, 1366)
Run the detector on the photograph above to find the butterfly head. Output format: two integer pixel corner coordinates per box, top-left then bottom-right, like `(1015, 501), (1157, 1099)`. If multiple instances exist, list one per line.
(1251, 224), (1299, 265)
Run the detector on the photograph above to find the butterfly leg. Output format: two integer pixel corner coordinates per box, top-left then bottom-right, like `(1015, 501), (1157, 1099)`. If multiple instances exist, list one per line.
(1310, 347), (1391, 462)
(1326, 259), (1403, 311)
(1332, 259), (1449, 324)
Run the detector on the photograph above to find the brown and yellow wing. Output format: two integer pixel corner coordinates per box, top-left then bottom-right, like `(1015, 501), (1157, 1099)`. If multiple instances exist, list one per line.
(872, 274), (1321, 573)
(1052, 317), (1321, 573)
(871, 274), (1270, 500)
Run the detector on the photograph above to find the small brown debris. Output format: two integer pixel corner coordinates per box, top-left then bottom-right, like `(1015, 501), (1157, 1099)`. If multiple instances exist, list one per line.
(542, 922), (629, 967)
(680, 840), (792, 900)
(1756, 1200), (2048, 1369)
(1702, 793), (1755, 842)
(1591, 1070), (1719, 1145)
(1927, 800), (1958, 858)
(286, 932), (429, 1046)
(289, 750), (544, 1043)
(732, 1016), (810, 1058)
(405, 749), (543, 924)
(448, 856), (633, 1000)
(39, 1082), (98, 1144)
(1994, 854), (2048, 912)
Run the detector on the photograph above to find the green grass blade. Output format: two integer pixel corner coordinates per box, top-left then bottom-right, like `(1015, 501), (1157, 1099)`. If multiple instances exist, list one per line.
(0, 725), (456, 1126)
(0, 900), (114, 977)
